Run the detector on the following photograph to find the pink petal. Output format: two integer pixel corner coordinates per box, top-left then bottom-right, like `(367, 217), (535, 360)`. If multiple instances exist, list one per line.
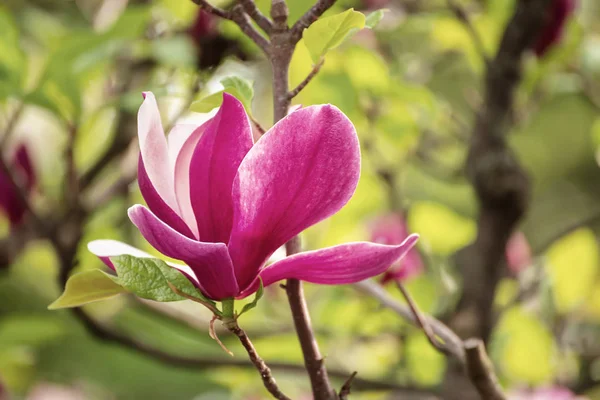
(86, 239), (200, 287)
(128, 205), (239, 299)
(138, 158), (195, 239)
(173, 122), (210, 239)
(167, 124), (199, 170)
(138, 92), (179, 213)
(229, 104), (360, 289)
(253, 234), (419, 293)
(188, 93), (253, 244)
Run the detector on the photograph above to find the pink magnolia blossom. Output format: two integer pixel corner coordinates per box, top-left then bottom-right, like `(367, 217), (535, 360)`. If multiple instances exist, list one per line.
(89, 93), (418, 300)
(508, 386), (582, 400)
(370, 213), (423, 284)
(505, 231), (532, 274)
(533, 0), (576, 57)
(0, 144), (36, 227)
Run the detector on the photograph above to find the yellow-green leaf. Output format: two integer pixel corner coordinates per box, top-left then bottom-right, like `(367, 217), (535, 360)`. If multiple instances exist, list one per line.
(407, 201), (476, 255)
(546, 228), (599, 314)
(48, 269), (126, 310)
(302, 9), (366, 64)
(365, 9), (387, 29)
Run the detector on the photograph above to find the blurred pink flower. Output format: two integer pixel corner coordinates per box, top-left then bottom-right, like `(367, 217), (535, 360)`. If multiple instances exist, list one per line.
(370, 213), (423, 284)
(187, 9), (217, 39)
(26, 383), (86, 400)
(533, 0), (576, 57)
(508, 386), (583, 400)
(0, 143), (36, 227)
(505, 231), (532, 274)
(89, 93), (418, 300)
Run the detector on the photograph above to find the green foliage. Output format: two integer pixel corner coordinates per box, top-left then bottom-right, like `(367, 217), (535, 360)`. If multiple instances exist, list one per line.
(302, 9), (366, 63)
(191, 76), (255, 114)
(365, 10), (387, 30)
(48, 269), (126, 310)
(110, 255), (205, 303)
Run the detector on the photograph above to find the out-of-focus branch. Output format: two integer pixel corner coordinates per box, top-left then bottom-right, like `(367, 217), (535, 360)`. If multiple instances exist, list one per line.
(240, 0), (273, 34)
(191, 0), (271, 54)
(464, 339), (506, 400)
(445, 0), (490, 65)
(356, 280), (507, 399)
(0, 102), (24, 148)
(355, 280), (466, 363)
(455, 0), (553, 342)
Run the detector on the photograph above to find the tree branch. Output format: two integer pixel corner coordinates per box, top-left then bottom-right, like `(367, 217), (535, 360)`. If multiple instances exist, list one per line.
(288, 58), (324, 99)
(455, 0), (553, 342)
(240, 0), (273, 34)
(445, 0), (490, 65)
(284, 238), (337, 400)
(290, 0), (337, 43)
(464, 339), (506, 400)
(190, 0), (271, 54)
(227, 321), (291, 400)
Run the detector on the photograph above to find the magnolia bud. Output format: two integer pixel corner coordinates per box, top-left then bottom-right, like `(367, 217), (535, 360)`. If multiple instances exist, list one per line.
(533, 0), (576, 57)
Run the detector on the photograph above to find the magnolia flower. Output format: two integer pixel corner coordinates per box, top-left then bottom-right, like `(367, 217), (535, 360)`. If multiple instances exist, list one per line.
(533, 0), (576, 57)
(505, 231), (532, 275)
(0, 144), (36, 227)
(89, 93), (418, 300)
(370, 213), (423, 284)
(508, 386), (584, 400)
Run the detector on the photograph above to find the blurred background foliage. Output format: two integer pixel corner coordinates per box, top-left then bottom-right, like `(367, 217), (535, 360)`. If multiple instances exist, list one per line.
(1, 0), (600, 399)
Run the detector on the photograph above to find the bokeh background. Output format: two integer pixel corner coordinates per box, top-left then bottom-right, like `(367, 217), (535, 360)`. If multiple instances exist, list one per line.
(1, 0), (600, 399)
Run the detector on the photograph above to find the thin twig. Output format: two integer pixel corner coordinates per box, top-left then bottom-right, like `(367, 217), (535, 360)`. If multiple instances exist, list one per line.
(338, 371), (357, 400)
(290, 0), (337, 43)
(288, 58), (324, 99)
(445, 0), (490, 66)
(240, 0), (273, 34)
(396, 283), (451, 356)
(190, 1), (271, 54)
(355, 280), (466, 364)
(227, 321), (291, 400)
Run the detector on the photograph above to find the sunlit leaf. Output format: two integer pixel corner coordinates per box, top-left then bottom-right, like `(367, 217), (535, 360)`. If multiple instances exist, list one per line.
(190, 76), (254, 114)
(405, 332), (446, 385)
(365, 9), (387, 29)
(407, 201), (476, 255)
(494, 307), (556, 384)
(110, 255), (212, 304)
(48, 269), (126, 309)
(546, 228), (599, 314)
(302, 9), (366, 63)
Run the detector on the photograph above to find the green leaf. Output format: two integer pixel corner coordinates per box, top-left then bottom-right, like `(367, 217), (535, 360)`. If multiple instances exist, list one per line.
(190, 76), (255, 114)
(48, 269), (126, 309)
(190, 91), (225, 113)
(221, 76), (254, 111)
(302, 8), (366, 63)
(365, 9), (387, 29)
(110, 255), (213, 304)
(238, 278), (264, 317)
(546, 228), (599, 314)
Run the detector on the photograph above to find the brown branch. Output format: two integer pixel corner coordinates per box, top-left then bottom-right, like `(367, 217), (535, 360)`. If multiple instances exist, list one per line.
(338, 371), (357, 400)
(445, 0), (490, 65)
(190, 1), (271, 54)
(284, 238), (337, 400)
(290, 0), (337, 43)
(240, 0), (273, 34)
(227, 321), (291, 400)
(455, 0), (553, 342)
(464, 339), (506, 400)
(0, 102), (24, 148)
(288, 58), (324, 99)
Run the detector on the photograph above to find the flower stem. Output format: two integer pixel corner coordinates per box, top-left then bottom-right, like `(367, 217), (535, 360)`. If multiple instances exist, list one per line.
(227, 321), (291, 400)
